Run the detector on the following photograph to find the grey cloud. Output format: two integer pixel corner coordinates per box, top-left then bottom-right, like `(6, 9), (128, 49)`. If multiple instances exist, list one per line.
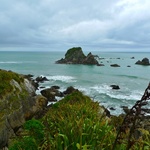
(0, 0), (150, 51)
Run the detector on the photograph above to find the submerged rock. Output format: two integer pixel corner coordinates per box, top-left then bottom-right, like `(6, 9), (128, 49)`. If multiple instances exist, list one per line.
(110, 64), (120, 67)
(56, 47), (99, 65)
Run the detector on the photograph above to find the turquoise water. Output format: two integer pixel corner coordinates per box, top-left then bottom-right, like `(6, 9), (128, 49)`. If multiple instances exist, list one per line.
(0, 51), (150, 115)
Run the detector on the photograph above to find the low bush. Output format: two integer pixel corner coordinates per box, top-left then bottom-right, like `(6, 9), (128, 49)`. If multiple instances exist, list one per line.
(9, 90), (150, 150)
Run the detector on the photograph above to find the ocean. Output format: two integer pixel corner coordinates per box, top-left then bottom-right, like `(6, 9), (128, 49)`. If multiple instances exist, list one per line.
(0, 51), (150, 115)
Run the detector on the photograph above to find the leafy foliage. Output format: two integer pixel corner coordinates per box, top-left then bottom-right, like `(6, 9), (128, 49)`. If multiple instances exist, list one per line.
(0, 69), (23, 96)
(9, 91), (115, 149)
(9, 90), (150, 150)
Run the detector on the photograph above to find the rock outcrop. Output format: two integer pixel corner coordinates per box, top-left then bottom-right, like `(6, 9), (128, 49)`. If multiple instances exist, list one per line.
(56, 47), (99, 65)
(135, 58), (150, 66)
(41, 86), (63, 102)
(110, 64), (120, 67)
(110, 85), (120, 90)
(0, 69), (47, 149)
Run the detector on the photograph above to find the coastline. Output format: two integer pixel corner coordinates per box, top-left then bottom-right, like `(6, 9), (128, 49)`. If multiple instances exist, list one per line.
(0, 51), (149, 116)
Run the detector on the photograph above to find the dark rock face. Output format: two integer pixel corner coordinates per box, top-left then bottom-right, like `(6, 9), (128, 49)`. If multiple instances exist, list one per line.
(110, 64), (120, 67)
(135, 58), (150, 66)
(35, 76), (49, 83)
(82, 52), (99, 65)
(56, 47), (99, 65)
(0, 70), (47, 149)
(41, 87), (63, 102)
(63, 86), (78, 95)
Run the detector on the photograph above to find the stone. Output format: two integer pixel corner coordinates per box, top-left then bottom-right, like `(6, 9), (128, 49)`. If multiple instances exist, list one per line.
(110, 64), (120, 67)
(110, 107), (116, 110)
(35, 76), (49, 83)
(97, 63), (105, 66)
(135, 57), (150, 66)
(110, 85), (120, 90)
(63, 86), (78, 95)
(41, 87), (63, 102)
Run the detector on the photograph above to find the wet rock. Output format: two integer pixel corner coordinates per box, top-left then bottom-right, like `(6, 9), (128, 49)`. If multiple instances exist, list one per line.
(110, 85), (120, 90)
(97, 63), (105, 66)
(35, 76), (49, 83)
(135, 58), (150, 66)
(63, 86), (78, 95)
(110, 64), (120, 67)
(110, 107), (116, 110)
(51, 85), (60, 89)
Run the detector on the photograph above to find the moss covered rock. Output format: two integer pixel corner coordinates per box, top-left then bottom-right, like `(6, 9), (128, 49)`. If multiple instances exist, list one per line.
(56, 47), (99, 65)
(0, 69), (47, 149)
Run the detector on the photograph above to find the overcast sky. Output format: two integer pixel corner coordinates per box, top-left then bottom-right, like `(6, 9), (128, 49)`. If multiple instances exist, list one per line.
(0, 0), (150, 51)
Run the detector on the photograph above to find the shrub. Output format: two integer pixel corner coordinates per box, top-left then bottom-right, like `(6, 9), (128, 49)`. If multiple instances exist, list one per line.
(10, 91), (115, 150)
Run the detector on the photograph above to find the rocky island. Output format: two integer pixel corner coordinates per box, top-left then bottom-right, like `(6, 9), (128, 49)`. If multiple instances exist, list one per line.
(56, 47), (99, 65)
(135, 57), (150, 66)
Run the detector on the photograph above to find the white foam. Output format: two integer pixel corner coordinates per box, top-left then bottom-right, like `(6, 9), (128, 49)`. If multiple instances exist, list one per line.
(90, 84), (143, 101)
(0, 61), (21, 64)
(46, 75), (76, 83)
(91, 84), (112, 94)
(0, 61), (37, 64)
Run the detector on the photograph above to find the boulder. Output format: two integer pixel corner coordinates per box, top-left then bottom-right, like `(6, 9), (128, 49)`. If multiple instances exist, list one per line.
(35, 76), (49, 83)
(135, 58), (150, 66)
(97, 63), (105, 66)
(51, 85), (60, 89)
(63, 86), (78, 95)
(109, 107), (116, 110)
(56, 47), (99, 65)
(110, 85), (120, 90)
(41, 87), (63, 102)
(110, 64), (120, 67)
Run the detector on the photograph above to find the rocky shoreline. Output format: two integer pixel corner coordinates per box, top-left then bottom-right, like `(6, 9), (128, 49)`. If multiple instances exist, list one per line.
(0, 47), (150, 149)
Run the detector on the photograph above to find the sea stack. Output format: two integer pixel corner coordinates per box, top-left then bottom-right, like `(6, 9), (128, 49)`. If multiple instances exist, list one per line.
(135, 58), (150, 66)
(55, 47), (99, 65)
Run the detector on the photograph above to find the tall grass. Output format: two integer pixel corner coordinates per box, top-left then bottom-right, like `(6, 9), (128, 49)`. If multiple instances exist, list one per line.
(9, 90), (150, 150)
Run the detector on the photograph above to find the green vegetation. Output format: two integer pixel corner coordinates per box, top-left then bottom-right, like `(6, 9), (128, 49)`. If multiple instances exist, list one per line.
(65, 47), (86, 60)
(0, 69), (23, 96)
(9, 91), (150, 150)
